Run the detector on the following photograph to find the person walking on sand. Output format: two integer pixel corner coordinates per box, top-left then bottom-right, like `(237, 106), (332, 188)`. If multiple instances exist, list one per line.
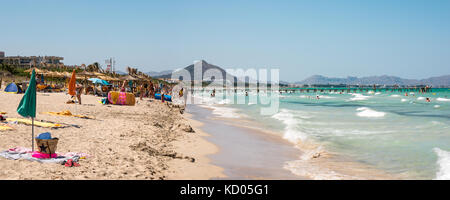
(139, 83), (147, 100)
(76, 84), (83, 104)
(148, 81), (154, 99)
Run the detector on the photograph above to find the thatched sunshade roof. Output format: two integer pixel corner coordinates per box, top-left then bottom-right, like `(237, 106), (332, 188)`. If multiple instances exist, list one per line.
(62, 71), (72, 77)
(78, 71), (95, 77)
(136, 75), (151, 81)
(92, 72), (105, 77)
(25, 67), (47, 74)
(44, 71), (65, 78)
(119, 75), (139, 81)
(98, 75), (116, 81)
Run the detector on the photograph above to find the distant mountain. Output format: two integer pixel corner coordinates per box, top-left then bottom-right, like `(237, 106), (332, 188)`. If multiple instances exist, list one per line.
(154, 60), (236, 82)
(295, 75), (450, 86)
(114, 70), (127, 75)
(146, 70), (173, 77)
(420, 75), (450, 86)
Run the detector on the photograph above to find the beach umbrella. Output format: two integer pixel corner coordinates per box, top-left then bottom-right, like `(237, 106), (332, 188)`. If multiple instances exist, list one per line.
(25, 67), (47, 74)
(98, 75), (113, 81)
(68, 70), (76, 96)
(78, 71), (95, 77)
(17, 69), (37, 151)
(88, 78), (110, 85)
(62, 71), (72, 78)
(119, 75), (138, 81)
(92, 72), (105, 77)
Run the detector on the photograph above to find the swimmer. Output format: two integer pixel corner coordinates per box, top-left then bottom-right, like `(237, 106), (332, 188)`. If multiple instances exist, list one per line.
(426, 97), (431, 102)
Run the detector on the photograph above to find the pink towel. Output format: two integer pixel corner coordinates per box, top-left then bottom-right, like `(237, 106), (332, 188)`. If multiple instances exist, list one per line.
(32, 151), (58, 159)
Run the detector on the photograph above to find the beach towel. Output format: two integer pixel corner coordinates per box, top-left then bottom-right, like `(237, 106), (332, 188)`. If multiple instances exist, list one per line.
(108, 91), (119, 104)
(0, 112), (6, 114)
(0, 147), (87, 164)
(37, 84), (48, 90)
(118, 92), (127, 104)
(32, 152), (58, 159)
(107, 91), (135, 105)
(6, 118), (62, 128)
(0, 150), (71, 164)
(41, 110), (94, 119)
(0, 125), (13, 131)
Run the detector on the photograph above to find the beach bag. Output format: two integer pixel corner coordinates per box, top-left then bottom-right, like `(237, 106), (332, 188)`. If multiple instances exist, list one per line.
(35, 138), (59, 155)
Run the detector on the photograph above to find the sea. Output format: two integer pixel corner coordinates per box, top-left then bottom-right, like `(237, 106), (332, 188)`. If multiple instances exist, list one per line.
(188, 88), (450, 179)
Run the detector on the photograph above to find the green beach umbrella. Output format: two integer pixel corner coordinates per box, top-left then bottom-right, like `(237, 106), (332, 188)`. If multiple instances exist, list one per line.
(17, 69), (37, 151)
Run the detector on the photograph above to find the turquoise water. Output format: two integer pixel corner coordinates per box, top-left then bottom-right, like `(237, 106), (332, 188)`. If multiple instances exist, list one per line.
(192, 88), (450, 179)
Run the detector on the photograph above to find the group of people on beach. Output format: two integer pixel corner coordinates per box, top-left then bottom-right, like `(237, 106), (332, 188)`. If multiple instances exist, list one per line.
(67, 79), (178, 105)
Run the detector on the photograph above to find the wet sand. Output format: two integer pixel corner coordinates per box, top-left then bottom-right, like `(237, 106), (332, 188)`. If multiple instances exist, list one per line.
(186, 104), (306, 180)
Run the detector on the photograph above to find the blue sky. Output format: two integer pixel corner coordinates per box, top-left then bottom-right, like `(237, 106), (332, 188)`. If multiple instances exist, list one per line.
(1, 0), (449, 81)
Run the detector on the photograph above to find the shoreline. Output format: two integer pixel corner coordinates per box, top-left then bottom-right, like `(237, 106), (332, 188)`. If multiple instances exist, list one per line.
(187, 104), (306, 180)
(166, 112), (226, 180)
(194, 103), (403, 180)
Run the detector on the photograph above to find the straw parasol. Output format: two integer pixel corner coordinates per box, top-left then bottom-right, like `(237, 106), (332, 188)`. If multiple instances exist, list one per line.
(98, 75), (115, 81)
(136, 75), (151, 81)
(62, 71), (72, 78)
(44, 71), (65, 78)
(92, 72), (105, 77)
(78, 71), (95, 77)
(119, 75), (139, 81)
(25, 68), (47, 74)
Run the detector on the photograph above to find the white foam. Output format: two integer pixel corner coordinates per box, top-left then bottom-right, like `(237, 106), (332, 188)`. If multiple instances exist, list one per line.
(367, 91), (375, 94)
(375, 92), (381, 95)
(284, 159), (355, 180)
(401, 99), (408, 102)
(356, 107), (386, 118)
(211, 106), (240, 118)
(318, 95), (335, 99)
(217, 99), (231, 105)
(349, 94), (370, 101)
(437, 98), (450, 102)
(271, 109), (309, 143)
(434, 105), (441, 108)
(434, 148), (450, 180)
(390, 94), (400, 98)
(417, 97), (425, 100)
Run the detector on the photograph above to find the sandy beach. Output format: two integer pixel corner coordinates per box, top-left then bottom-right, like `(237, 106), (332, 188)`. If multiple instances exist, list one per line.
(0, 91), (224, 180)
